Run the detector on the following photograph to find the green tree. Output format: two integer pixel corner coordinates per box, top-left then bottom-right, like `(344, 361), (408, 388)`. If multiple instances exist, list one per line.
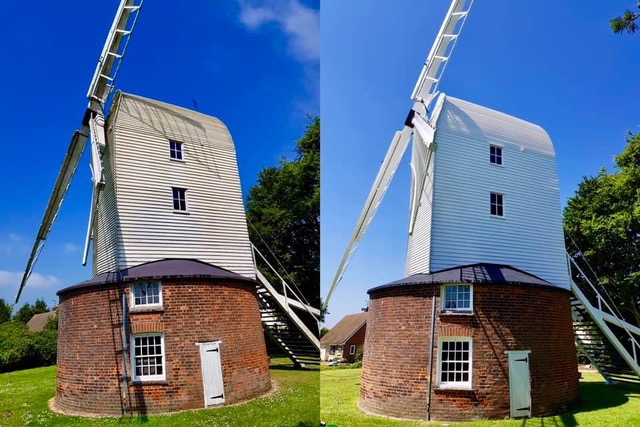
(0, 299), (12, 324)
(564, 132), (640, 324)
(611, 3), (640, 34)
(13, 299), (49, 324)
(246, 117), (320, 308)
(320, 327), (329, 338)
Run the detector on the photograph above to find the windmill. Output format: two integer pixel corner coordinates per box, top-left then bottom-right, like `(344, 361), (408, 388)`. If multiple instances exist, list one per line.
(321, 0), (611, 420)
(17, 0), (319, 416)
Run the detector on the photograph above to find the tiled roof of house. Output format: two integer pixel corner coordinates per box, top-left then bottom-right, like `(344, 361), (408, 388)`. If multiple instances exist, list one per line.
(321, 312), (368, 346)
(369, 263), (555, 294)
(26, 311), (56, 332)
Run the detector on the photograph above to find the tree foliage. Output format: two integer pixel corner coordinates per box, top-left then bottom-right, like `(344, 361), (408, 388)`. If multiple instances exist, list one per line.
(246, 117), (320, 307)
(0, 299), (12, 324)
(611, 3), (640, 34)
(13, 299), (49, 324)
(0, 320), (57, 372)
(564, 132), (640, 324)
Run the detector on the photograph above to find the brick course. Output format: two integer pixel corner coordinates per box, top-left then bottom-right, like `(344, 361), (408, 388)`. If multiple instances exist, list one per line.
(359, 283), (579, 421)
(55, 279), (270, 416)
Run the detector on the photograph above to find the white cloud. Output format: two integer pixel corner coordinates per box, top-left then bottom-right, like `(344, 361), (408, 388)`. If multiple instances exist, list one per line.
(238, 0), (319, 63)
(0, 233), (29, 256)
(0, 271), (60, 288)
(63, 243), (80, 254)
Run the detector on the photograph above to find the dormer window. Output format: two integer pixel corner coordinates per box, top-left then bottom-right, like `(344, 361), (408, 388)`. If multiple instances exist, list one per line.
(490, 144), (502, 165)
(169, 140), (183, 160)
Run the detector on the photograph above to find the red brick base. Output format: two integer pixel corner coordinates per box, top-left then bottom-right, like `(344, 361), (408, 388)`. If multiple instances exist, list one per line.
(359, 283), (580, 421)
(55, 279), (270, 415)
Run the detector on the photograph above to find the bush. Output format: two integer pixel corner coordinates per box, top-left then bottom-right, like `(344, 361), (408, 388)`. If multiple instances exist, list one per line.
(0, 320), (57, 373)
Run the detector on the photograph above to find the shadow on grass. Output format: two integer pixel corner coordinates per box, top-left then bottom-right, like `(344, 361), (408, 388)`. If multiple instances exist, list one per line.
(520, 380), (640, 426)
(116, 414), (149, 424)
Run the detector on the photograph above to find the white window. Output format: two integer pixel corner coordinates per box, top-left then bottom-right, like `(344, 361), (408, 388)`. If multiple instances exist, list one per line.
(349, 345), (356, 355)
(490, 192), (504, 217)
(438, 338), (472, 389)
(131, 334), (166, 382)
(172, 187), (187, 211)
(169, 140), (183, 160)
(490, 144), (503, 165)
(441, 284), (472, 312)
(131, 281), (162, 308)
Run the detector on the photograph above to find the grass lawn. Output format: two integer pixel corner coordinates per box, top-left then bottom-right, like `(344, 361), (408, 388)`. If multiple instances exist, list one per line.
(321, 368), (640, 427)
(0, 357), (319, 427)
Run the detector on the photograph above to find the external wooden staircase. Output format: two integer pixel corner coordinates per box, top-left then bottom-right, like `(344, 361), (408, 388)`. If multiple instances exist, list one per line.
(569, 255), (640, 384)
(252, 244), (320, 368)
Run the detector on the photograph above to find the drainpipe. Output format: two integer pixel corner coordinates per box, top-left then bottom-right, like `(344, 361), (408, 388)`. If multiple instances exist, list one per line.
(426, 295), (436, 421)
(121, 292), (128, 415)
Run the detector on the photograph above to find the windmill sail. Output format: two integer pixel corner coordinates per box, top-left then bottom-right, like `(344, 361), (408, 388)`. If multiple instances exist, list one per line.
(16, 0), (144, 303)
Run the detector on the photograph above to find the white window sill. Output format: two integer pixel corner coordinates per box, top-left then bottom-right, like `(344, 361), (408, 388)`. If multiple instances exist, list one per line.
(169, 158), (185, 163)
(440, 310), (474, 316)
(173, 210), (190, 215)
(129, 306), (164, 314)
(131, 379), (168, 385)
(489, 214), (506, 219)
(435, 385), (473, 391)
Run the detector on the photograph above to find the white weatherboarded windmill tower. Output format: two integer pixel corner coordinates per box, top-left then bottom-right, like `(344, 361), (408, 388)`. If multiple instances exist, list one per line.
(17, 0), (319, 416)
(322, 0), (640, 421)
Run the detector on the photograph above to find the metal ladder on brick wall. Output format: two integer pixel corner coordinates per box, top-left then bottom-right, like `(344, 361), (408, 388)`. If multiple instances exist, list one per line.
(252, 244), (320, 367)
(568, 254), (640, 384)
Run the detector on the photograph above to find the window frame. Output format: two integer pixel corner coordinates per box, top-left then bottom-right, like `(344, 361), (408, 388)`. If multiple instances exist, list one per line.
(489, 144), (503, 166)
(490, 192), (504, 217)
(130, 333), (166, 382)
(349, 344), (356, 355)
(172, 187), (188, 212)
(437, 337), (473, 390)
(169, 140), (184, 161)
(440, 284), (473, 313)
(130, 281), (163, 309)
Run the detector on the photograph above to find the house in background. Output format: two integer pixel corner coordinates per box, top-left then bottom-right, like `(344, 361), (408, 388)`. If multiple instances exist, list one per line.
(321, 312), (367, 362)
(26, 311), (56, 332)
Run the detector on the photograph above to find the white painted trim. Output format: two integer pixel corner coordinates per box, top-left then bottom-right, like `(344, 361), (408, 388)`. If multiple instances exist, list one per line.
(130, 333), (166, 382)
(436, 336), (473, 390)
(130, 281), (163, 309)
(440, 284), (473, 313)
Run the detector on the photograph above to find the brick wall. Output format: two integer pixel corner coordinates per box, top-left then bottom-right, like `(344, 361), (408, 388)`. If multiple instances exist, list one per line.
(55, 279), (270, 416)
(343, 324), (366, 362)
(358, 283), (580, 421)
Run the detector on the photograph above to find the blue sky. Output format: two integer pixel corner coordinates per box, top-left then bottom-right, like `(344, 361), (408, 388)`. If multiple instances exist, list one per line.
(0, 0), (318, 310)
(321, 1), (640, 327)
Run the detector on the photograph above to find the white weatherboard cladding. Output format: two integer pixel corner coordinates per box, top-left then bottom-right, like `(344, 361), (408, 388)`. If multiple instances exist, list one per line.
(405, 142), (435, 275)
(407, 96), (570, 289)
(94, 93), (255, 278)
(93, 122), (120, 276)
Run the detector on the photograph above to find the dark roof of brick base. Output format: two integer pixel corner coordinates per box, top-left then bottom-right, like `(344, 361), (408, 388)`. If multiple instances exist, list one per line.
(58, 259), (255, 295)
(321, 312), (368, 346)
(368, 263), (555, 294)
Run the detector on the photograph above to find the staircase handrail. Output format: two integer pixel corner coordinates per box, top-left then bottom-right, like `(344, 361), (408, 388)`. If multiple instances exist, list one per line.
(569, 255), (638, 329)
(252, 243), (320, 319)
(569, 255), (640, 373)
(255, 269), (320, 350)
